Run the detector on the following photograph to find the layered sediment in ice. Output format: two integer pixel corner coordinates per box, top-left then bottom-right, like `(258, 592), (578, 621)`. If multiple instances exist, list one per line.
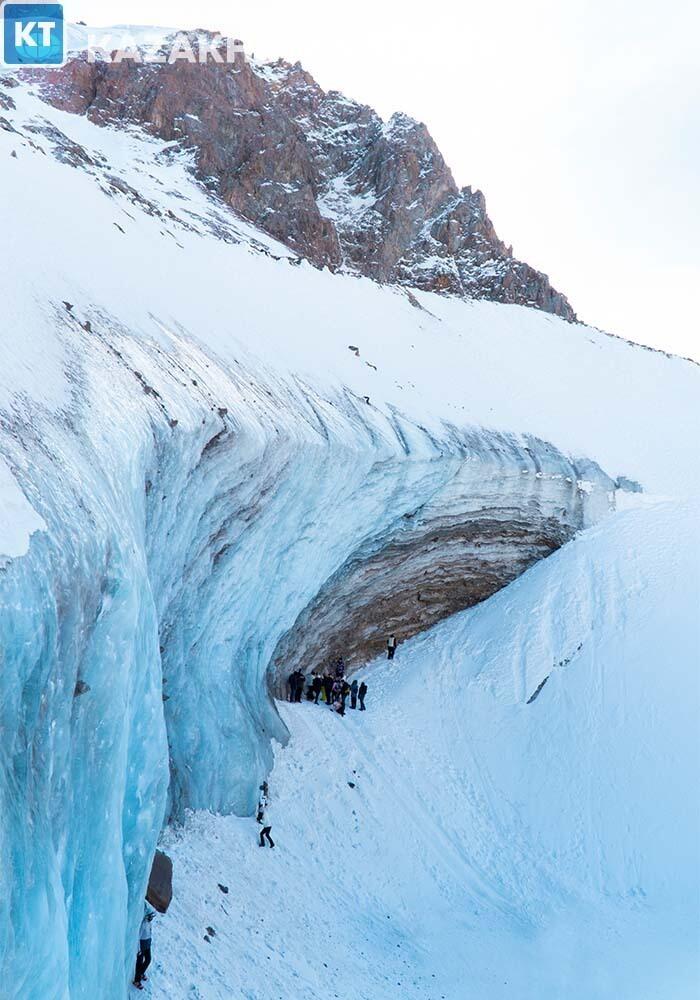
(272, 441), (611, 681)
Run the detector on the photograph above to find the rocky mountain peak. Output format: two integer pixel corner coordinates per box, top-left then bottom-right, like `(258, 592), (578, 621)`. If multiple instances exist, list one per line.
(35, 35), (575, 320)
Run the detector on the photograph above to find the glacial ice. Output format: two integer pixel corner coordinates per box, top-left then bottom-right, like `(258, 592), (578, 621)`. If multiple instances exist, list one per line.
(0, 320), (612, 998)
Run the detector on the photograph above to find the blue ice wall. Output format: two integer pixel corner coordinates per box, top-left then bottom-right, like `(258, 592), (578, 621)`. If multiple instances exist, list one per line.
(0, 319), (613, 998)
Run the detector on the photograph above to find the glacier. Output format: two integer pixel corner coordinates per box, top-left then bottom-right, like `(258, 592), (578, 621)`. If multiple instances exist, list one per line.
(0, 308), (613, 999)
(0, 65), (698, 999)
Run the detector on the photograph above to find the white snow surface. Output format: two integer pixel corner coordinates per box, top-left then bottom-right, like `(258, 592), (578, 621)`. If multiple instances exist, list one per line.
(149, 498), (700, 1000)
(0, 78), (697, 496)
(0, 459), (46, 560)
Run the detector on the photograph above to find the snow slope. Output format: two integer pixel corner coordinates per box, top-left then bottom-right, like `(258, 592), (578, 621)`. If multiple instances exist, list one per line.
(150, 497), (700, 1000)
(0, 77), (697, 497)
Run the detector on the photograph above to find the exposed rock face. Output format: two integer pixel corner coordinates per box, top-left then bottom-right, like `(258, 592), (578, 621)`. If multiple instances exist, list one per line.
(36, 34), (575, 319)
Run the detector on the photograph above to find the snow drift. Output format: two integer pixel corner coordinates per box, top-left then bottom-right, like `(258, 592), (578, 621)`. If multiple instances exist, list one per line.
(0, 54), (697, 1000)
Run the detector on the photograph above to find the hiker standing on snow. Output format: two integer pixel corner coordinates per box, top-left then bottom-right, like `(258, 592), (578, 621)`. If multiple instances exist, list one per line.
(287, 670), (297, 702)
(312, 675), (323, 704)
(295, 670), (306, 703)
(350, 678), (359, 709)
(133, 904), (155, 990)
(331, 680), (345, 715)
(387, 634), (397, 660)
(323, 673), (334, 705)
(257, 781), (275, 848)
(358, 681), (368, 711)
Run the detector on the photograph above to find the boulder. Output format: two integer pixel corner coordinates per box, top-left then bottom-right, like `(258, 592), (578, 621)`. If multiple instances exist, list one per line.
(146, 850), (173, 914)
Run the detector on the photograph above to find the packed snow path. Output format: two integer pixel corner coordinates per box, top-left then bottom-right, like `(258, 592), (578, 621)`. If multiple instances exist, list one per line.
(148, 499), (700, 1000)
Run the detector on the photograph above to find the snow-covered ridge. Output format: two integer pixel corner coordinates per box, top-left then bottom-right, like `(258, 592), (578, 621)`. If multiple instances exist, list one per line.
(0, 68), (698, 1000)
(17, 25), (578, 317)
(65, 23), (187, 55)
(0, 79), (696, 492)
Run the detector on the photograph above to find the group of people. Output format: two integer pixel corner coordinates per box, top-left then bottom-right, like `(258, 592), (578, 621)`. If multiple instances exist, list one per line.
(286, 635), (399, 713)
(287, 656), (368, 715)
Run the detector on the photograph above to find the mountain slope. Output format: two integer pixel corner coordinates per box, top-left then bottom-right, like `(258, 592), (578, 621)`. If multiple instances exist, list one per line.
(35, 27), (575, 318)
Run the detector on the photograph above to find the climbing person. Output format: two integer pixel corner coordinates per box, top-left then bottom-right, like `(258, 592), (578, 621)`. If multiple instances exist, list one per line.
(358, 680), (368, 711)
(257, 782), (275, 848)
(350, 678), (359, 709)
(312, 675), (323, 704)
(323, 673), (334, 705)
(335, 656), (346, 679)
(133, 904), (155, 990)
(387, 634), (397, 660)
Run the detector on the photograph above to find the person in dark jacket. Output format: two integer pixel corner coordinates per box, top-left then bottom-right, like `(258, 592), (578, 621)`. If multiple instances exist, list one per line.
(133, 905), (155, 990)
(358, 681), (368, 711)
(387, 634), (397, 660)
(287, 670), (297, 702)
(335, 657), (346, 679)
(350, 678), (359, 709)
(323, 674), (334, 705)
(312, 675), (323, 704)
(331, 680), (344, 715)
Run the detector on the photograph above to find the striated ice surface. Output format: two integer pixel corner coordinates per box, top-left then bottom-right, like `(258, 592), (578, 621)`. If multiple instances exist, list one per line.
(0, 316), (613, 999)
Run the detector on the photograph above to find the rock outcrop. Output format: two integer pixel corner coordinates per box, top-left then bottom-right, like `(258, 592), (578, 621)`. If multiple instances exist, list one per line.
(36, 33), (575, 319)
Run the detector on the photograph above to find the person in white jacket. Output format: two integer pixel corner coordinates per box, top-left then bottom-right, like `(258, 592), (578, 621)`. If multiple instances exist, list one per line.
(133, 904), (155, 989)
(257, 782), (275, 848)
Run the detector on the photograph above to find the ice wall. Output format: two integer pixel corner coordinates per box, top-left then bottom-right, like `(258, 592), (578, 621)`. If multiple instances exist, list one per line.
(0, 315), (611, 998)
